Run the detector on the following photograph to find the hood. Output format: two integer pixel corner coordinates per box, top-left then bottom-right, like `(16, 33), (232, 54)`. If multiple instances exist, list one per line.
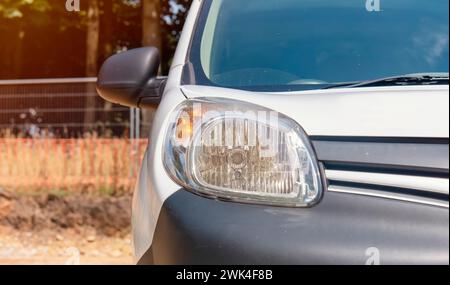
(181, 85), (449, 138)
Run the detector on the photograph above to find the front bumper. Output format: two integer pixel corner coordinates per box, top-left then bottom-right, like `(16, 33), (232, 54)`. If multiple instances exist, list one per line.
(138, 189), (449, 265)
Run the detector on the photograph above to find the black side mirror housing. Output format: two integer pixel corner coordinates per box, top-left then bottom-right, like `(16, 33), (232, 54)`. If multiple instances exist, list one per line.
(96, 47), (166, 108)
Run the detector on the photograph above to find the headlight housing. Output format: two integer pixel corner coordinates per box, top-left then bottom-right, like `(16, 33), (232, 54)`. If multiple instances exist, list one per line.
(163, 98), (324, 207)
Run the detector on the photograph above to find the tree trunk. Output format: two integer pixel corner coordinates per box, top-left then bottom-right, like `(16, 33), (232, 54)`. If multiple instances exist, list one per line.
(100, 0), (114, 126)
(12, 26), (25, 78)
(142, 0), (162, 50)
(141, 0), (162, 137)
(84, 0), (100, 132)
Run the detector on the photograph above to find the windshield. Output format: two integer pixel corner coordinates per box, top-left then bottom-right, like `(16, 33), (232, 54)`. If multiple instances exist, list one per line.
(184, 0), (449, 91)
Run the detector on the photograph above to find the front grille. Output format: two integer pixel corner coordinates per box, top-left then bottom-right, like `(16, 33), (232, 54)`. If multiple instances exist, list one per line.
(311, 136), (449, 208)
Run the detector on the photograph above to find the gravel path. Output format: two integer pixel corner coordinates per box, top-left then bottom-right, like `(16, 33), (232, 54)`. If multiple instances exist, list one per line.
(0, 226), (133, 265)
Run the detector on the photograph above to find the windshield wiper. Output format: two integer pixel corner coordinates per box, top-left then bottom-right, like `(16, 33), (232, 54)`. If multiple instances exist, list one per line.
(323, 73), (449, 89)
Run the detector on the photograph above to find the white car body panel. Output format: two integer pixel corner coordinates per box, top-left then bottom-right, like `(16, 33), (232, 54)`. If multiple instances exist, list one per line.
(132, 0), (202, 261)
(132, 87), (186, 261)
(181, 85), (449, 138)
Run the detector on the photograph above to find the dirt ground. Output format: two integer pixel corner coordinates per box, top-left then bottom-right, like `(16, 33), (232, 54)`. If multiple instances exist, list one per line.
(0, 189), (134, 265)
(0, 226), (133, 265)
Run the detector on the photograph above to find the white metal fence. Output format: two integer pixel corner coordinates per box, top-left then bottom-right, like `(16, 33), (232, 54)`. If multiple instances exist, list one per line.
(0, 77), (143, 139)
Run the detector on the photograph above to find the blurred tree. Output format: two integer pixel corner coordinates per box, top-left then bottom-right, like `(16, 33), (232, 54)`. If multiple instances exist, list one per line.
(142, 0), (162, 51)
(0, 0), (51, 77)
(141, 0), (162, 135)
(160, 0), (191, 73)
(0, 0), (85, 79)
(139, 0), (191, 135)
(0, 0), (192, 79)
(0, 0), (51, 18)
(84, 0), (100, 128)
(85, 0), (100, 79)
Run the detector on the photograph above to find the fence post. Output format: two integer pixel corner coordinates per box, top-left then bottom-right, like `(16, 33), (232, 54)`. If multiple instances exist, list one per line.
(129, 107), (141, 177)
(130, 107), (135, 141)
(136, 108), (140, 142)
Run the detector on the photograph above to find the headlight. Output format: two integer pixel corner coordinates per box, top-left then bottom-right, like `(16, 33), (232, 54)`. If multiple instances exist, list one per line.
(163, 98), (324, 207)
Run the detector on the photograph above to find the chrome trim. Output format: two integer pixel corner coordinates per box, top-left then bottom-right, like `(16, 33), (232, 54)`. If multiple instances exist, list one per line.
(328, 185), (449, 208)
(326, 169), (449, 195)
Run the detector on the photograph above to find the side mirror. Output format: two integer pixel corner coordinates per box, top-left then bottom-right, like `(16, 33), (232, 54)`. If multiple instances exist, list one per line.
(96, 47), (166, 108)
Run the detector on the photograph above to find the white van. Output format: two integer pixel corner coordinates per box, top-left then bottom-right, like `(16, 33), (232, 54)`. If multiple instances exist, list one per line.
(97, 0), (449, 265)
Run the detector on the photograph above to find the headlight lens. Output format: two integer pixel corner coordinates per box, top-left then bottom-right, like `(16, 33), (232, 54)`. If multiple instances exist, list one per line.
(163, 98), (324, 207)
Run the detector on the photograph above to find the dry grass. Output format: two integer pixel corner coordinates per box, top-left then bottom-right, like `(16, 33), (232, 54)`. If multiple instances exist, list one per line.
(0, 139), (147, 194)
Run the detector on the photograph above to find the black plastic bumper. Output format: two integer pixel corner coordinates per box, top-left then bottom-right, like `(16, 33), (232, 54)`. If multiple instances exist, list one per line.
(139, 190), (449, 265)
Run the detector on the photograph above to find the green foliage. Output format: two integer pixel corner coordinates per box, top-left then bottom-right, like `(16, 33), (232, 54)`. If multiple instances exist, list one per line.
(0, 0), (51, 19)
